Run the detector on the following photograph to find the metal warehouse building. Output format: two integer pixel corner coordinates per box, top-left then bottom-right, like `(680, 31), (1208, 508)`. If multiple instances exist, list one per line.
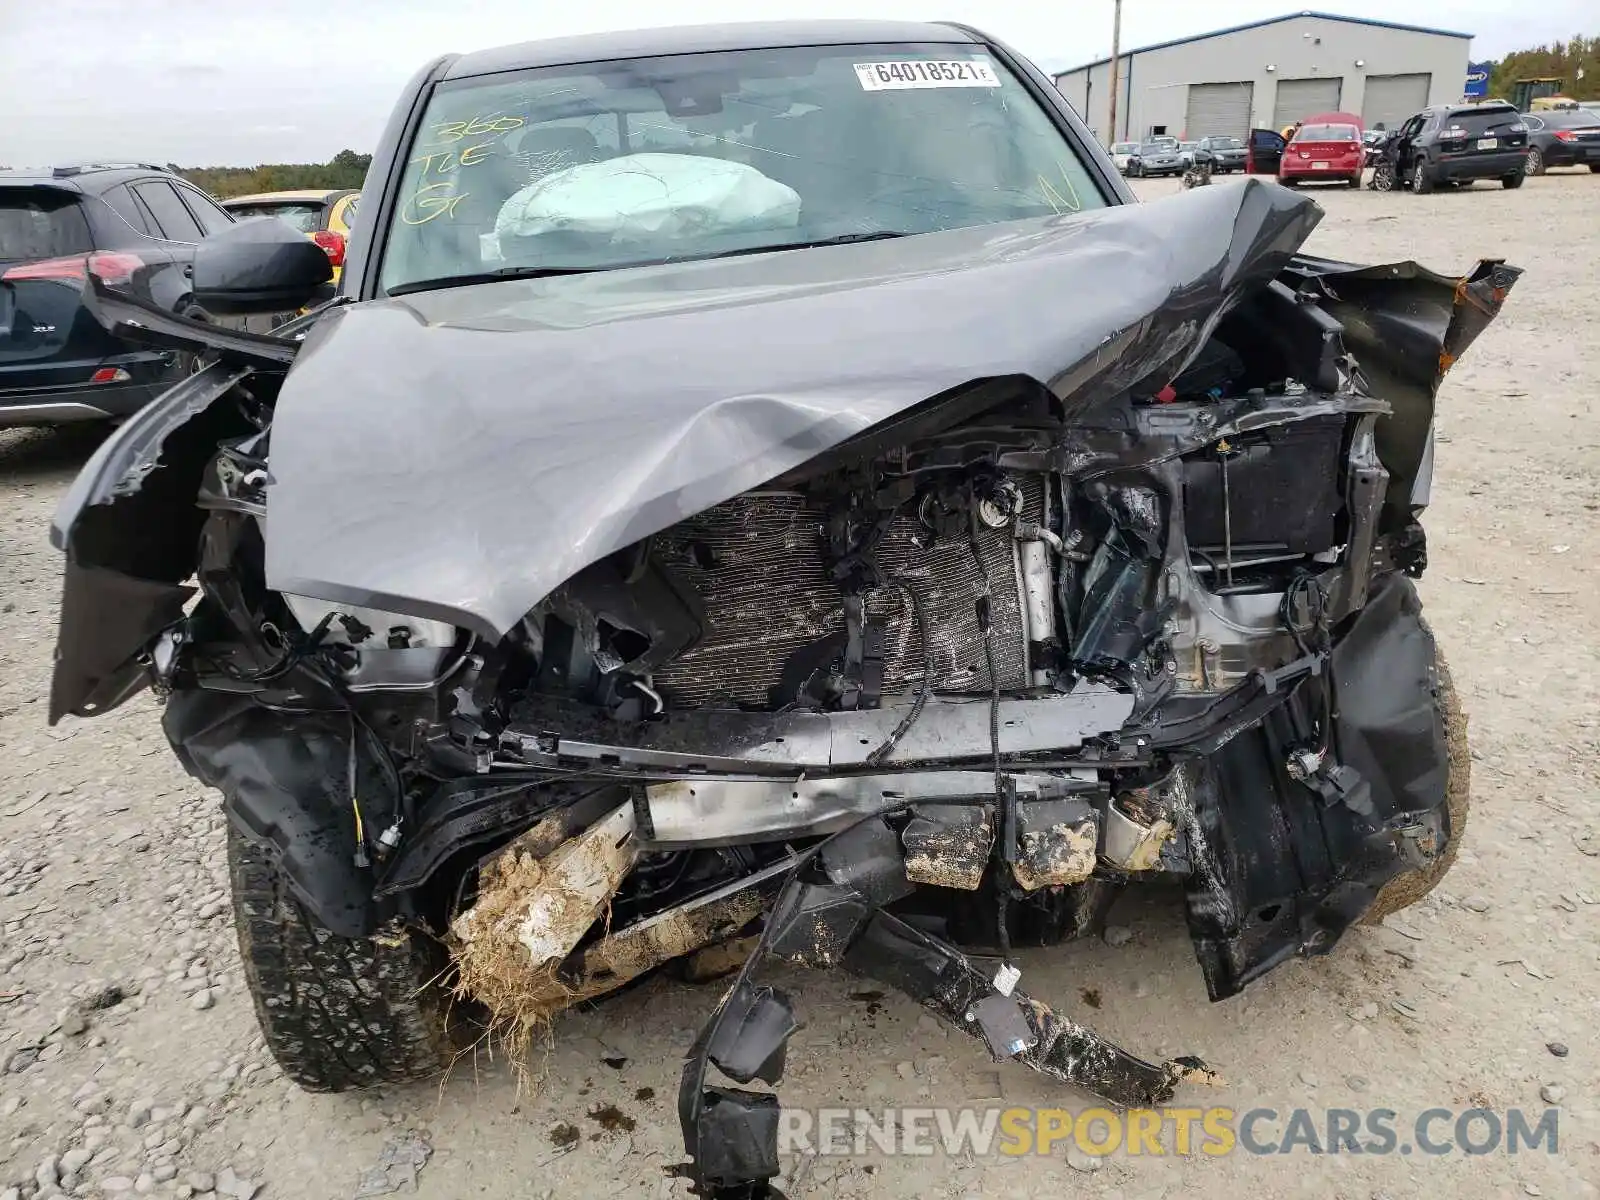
(1053, 10), (1472, 145)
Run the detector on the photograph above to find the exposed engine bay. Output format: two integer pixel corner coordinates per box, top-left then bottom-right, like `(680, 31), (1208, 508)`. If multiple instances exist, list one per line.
(49, 182), (1516, 1198)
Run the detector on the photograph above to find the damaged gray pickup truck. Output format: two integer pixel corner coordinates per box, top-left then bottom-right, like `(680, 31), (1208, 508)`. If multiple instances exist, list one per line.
(49, 20), (1510, 1198)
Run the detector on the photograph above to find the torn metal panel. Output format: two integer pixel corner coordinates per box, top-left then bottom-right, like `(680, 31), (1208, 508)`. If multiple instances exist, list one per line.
(1282, 256), (1522, 525)
(842, 910), (1197, 1104)
(678, 815), (1206, 1197)
(49, 362), (255, 539)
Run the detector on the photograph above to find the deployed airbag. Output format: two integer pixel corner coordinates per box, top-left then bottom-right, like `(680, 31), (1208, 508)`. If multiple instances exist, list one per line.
(494, 152), (801, 243)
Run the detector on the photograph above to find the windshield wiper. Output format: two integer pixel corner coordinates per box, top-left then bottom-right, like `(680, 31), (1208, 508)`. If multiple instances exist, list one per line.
(692, 231), (915, 263)
(386, 265), (599, 297)
(387, 233), (917, 295)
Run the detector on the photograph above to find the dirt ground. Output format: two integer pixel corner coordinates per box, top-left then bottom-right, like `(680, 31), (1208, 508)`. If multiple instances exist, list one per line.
(3, 172), (1598, 1200)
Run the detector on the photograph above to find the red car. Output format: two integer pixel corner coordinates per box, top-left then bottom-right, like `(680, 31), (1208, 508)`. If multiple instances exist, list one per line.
(1279, 119), (1365, 188)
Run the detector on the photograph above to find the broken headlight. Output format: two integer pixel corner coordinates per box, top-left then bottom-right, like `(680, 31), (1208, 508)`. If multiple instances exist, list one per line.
(281, 594), (463, 692)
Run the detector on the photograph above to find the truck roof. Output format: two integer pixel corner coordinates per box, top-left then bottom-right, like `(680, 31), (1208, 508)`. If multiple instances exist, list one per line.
(446, 19), (978, 79)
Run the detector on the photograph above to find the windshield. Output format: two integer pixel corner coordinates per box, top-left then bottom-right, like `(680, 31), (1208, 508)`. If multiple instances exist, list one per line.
(227, 202), (324, 234)
(1138, 143), (1170, 154)
(378, 42), (1107, 293)
(1293, 124), (1359, 142)
(1111, 142), (1138, 153)
(1209, 137), (1243, 149)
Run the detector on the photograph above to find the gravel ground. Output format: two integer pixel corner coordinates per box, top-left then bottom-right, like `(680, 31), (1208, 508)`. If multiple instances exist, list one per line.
(2, 172), (1598, 1200)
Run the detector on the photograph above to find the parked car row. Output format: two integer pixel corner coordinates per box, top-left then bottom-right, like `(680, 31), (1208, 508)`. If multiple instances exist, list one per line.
(1242, 100), (1599, 195)
(1113, 98), (1598, 197)
(2, 164), (359, 428)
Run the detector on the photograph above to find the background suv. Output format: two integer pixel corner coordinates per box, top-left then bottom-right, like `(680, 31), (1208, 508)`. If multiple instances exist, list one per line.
(1, 162), (237, 427)
(1383, 103), (1529, 193)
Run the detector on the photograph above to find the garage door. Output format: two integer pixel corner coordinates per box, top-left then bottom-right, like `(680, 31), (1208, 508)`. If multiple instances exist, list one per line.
(1362, 73), (1431, 132)
(1273, 77), (1343, 128)
(1185, 82), (1255, 139)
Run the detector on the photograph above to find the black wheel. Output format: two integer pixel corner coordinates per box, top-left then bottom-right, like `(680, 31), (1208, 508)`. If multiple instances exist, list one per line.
(228, 826), (463, 1091)
(1525, 146), (1546, 176)
(1348, 172), (1363, 188)
(1502, 172), (1524, 189)
(1411, 161), (1435, 194)
(1364, 638), (1471, 923)
(1371, 163), (1397, 192)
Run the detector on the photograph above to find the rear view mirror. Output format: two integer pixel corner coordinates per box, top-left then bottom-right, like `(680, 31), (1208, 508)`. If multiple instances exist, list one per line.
(191, 217), (332, 315)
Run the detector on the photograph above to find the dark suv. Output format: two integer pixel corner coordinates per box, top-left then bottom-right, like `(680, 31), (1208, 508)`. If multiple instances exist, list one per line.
(1, 163), (239, 427)
(1376, 102), (1529, 192)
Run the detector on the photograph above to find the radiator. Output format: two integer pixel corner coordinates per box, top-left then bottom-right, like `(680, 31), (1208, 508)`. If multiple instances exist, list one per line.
(650, 482), (1041, 709)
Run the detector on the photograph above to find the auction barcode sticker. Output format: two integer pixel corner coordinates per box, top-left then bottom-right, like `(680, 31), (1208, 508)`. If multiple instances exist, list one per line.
(853, 59), (1001, 91)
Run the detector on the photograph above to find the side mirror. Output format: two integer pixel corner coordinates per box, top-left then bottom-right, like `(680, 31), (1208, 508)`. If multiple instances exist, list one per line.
(191, 217), (332, 315)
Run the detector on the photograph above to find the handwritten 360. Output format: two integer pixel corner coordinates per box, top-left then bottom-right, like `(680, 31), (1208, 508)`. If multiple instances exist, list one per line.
(401, 115), (526, 225)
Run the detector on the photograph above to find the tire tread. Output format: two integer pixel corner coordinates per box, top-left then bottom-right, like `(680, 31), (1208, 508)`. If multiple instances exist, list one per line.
(228, 828), (457, 1092)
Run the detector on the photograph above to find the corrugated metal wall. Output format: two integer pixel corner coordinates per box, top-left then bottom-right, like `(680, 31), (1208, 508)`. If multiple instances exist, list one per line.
(1361, 73), (1432, 130)
(1185, 82), (1255, 138)
(1273, 77), (1345, 127)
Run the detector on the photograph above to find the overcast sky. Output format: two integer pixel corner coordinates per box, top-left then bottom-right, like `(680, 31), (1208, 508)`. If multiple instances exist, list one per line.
(1, 0), (1589, 165)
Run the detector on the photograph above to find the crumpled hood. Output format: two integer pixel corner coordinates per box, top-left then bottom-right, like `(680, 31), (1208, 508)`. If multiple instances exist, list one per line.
(264, 179), (1321, 637)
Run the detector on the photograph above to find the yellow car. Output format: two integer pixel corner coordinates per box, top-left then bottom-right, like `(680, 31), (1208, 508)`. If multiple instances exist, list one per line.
(219, 189), (358, 284)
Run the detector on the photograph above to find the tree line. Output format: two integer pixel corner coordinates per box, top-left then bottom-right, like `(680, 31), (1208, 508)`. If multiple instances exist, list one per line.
(173, 149), (373, 199)
(1487, 35), (1599, 101)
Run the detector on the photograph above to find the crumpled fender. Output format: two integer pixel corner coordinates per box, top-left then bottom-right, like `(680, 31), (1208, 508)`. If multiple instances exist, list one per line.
(48, 357), (262, 723)
(47, 284), (320, 722)
(1283, 256), (1522, 523)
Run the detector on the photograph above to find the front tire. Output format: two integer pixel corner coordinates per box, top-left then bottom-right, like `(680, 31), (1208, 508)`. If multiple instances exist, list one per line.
(228, 827), (461, 1091)
(1363, 640), (1471, 923)
(1525, 147), (1546, 176)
